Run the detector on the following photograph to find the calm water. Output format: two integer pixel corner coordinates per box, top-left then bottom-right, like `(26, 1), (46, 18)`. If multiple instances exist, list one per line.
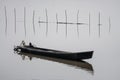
(0, 0), (120, 80)
(0, 33), (120, 80)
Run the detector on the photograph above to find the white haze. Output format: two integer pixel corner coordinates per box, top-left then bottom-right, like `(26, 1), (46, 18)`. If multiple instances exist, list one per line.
(0, 0), (120, 80)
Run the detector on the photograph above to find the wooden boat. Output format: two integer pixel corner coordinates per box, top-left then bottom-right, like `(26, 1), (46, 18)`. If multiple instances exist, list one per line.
(14, 41), (93, 61)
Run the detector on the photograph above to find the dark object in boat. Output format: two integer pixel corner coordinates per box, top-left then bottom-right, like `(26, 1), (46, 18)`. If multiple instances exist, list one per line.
(14, 42), (93, 61)
(15, 52), (94, 74)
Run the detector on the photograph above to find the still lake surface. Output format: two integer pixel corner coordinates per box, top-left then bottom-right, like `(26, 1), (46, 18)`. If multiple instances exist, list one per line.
(0, 0), (120, 80)
(0, 33), (120, 80)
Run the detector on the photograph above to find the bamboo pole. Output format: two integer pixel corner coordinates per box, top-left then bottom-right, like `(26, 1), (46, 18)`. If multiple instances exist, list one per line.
(65, 10), (67, 37)
(4, 6), (7, 36)
(39, 17), (40, 28)
(24, 7), (26, 36)
(77, 10), (79, 38)
(33, 10), (35, 35)
(14, 8), (16, 34)
(98, 12), (101, 37)
(56, 13), (58, 33)
(45, 8), (48, 37)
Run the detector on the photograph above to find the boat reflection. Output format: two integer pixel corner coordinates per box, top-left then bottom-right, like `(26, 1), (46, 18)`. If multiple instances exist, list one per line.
(15, 51), (94, 74)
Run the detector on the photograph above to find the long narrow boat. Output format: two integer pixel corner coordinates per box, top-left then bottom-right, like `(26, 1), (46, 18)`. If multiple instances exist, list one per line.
(14, 41), (93, 61)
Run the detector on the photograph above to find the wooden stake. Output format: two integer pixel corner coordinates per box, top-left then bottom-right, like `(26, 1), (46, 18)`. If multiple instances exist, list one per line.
(65, 10), (67, 37)
(33, 10), (35, 35)
(14, 8), (16, 34)
(24, 7), (26, 36)
(4, 6), (7, 36)
(77, 10), (79, 38)
(45, 8), (48, 37)
(39, 17), (41, 28)
(98, 12), (101, 37)
(56, 13), (58, 33)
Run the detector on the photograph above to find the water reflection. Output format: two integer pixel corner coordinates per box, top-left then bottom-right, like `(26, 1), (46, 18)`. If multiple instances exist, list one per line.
(15, 51), (94, 74)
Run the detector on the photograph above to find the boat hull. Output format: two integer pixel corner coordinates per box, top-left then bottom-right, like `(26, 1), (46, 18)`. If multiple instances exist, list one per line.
(14, 46), (93, 60)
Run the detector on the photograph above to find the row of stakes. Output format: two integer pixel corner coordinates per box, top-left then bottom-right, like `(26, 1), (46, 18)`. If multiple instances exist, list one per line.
(3, 6), (111, 38)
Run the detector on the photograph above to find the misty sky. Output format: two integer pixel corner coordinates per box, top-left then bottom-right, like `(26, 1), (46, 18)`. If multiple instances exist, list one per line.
(0, 0), (120, 80)
(0, 0), (119, 51)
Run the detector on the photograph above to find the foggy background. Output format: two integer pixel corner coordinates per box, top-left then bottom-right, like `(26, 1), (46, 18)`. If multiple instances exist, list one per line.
(0, 0), (120, 80)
